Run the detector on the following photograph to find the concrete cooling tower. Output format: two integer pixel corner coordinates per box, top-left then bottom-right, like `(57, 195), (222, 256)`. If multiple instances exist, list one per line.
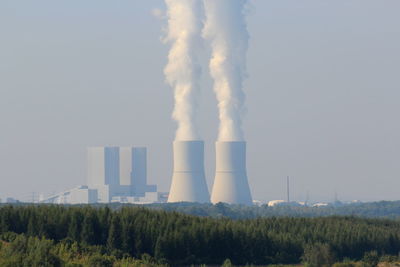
(168, 141), (210, 203)
(211, 141), (253, 205)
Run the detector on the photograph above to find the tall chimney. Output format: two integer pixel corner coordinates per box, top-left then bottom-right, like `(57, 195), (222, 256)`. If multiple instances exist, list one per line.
(168, 141), (210, 203)
(211, 141), (252, 205)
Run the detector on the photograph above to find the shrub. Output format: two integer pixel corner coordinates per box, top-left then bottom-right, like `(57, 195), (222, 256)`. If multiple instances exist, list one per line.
(222, 258), (234, 267)
(302, 243), (336, 267)
(362, 251), (379, 267)
(87, 254), (115, 267)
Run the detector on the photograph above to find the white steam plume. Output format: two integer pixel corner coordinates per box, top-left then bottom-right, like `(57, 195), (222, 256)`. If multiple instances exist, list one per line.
(164, 0), (203, 141)
(203, 0), (249, 141)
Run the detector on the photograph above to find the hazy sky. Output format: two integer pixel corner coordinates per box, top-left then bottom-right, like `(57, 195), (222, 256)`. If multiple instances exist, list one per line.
(1, 0), (399, 203)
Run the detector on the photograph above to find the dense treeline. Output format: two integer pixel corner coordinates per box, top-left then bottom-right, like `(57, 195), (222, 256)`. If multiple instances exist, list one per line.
(145, 201), (400, 219)
(3, 200), (400, 220)
(1, 205), (400, 266)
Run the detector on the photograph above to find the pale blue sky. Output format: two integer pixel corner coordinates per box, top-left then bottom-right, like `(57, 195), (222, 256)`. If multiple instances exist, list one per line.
(1, 0), (399, 202)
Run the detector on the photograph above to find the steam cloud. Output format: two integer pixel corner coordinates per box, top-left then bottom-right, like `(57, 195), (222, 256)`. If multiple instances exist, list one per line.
(164, 0), (204, 141)
(203, 0), (249, 141)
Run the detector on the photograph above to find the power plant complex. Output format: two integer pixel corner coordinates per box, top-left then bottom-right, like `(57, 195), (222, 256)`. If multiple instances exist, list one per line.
(41, 142), (253, 205)
(39, 0), (255, 206)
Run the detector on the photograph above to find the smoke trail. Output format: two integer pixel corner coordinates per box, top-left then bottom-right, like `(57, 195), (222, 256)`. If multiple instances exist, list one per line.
(164, 0), (203, 141)
(203, 0), (249, 141)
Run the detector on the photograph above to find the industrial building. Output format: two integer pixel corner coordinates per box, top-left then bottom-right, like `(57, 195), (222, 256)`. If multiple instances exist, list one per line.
(41, 146), (158, 204)
(168, 141), (210, 203)
(211, 141), (253, 205)
(40, 186), (98, 204)
(87, 146), (157, 203)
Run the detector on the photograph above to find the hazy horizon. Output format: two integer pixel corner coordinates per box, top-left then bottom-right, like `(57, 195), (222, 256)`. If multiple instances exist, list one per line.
(1, 0), (399, 203)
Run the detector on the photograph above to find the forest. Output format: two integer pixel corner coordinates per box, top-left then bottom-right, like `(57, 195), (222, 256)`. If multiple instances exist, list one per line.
(144, 201), (400, 219)
(1, 205), (400, 266)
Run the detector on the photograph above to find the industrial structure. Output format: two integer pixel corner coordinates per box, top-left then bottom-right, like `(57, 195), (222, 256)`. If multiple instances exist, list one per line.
(41, 146), (159, 204)
(40, 186), (98, 204)
(87, 146), (157, 203)
(211, 141), (253, 205)
(168, 141), (210, 203)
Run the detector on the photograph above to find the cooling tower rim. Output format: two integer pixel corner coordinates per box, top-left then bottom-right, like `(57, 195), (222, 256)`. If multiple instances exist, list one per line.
(173, 140), (204, 144)
(174, 171), (205, 174)
(215, 140), (246, 144)
(215, 171), (247, 173)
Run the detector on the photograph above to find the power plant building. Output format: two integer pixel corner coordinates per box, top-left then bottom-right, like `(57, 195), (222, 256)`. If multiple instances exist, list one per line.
(87, 146), (157, 203)
(41, 146), (158, 204)
(40, 186), (98, 204)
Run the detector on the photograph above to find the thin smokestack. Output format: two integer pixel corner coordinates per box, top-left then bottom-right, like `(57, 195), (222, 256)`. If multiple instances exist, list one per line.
(164, 0), (204, 141)
(203, 0), (249, 141)
(287, 176), (290, 203)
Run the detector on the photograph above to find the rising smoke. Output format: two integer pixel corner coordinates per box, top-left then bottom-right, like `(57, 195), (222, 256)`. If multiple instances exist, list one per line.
(164, 0), (204, 141)
(203, 0), (249, 141)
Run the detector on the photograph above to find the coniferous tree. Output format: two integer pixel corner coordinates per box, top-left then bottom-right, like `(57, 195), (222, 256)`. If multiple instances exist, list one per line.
(121, 219), (134, 255)
(27, 213), (38, 237)
(81, 211), (99, 245)
(107, 214), (122, 251)
(67, 210), (83, 242)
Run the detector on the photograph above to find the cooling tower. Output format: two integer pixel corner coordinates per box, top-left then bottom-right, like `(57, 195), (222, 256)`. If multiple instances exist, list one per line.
(211, 141), (253, 205)
(168, 141), (210, 203)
